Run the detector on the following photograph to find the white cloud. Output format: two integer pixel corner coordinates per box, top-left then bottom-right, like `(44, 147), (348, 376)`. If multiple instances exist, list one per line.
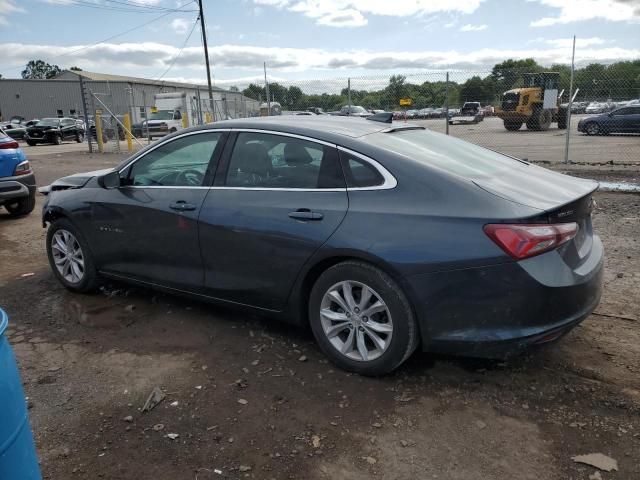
(170, 18), (191, 34)
(1, 41), (638, 79)
(254, 0), (485, 27)
(459, 23), (488, 31)
(0, 0), (24, 25)
(529, 0), (640, 26)
(544, 37), (609, 48)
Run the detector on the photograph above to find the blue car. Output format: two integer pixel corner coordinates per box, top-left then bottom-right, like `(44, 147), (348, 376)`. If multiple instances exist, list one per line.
(0, 130), (36, 216)
(577, 105), (640, 135)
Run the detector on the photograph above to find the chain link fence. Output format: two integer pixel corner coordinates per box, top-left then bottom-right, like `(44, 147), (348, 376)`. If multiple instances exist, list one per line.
(249, 66), (640, 165)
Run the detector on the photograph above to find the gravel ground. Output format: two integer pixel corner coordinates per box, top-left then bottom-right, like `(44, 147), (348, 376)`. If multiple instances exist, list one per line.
(0, 151), (638, 480)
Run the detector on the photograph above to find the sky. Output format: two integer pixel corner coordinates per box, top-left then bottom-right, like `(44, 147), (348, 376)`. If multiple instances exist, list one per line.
(0, 0), (639, 90)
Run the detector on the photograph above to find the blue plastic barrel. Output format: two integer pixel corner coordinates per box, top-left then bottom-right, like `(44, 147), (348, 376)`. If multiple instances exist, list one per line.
(0, 308), (42, 480)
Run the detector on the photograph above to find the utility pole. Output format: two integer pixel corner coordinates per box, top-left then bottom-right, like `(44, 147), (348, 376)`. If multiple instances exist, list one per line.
(264, 62), (270, 116)
(564, 35), (576, 164)
(198, 0), (215, 119)
(347, 78), (351, 114)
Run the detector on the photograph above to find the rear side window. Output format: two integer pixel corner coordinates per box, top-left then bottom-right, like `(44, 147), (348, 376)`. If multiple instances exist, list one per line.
(225, 132), (344, 189)
(339, 151), (384, 188)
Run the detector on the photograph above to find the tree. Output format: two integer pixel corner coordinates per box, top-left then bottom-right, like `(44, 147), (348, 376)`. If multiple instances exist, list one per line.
(21, 60), (62, 79)
(70, 66), (83, 71)
(491, 58), (542, 92)
(459, 76), (495, 104)
(228, 85), (239, 92)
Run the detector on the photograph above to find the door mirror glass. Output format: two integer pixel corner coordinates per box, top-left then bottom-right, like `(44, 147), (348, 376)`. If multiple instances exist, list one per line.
(98, 170), (121, 189)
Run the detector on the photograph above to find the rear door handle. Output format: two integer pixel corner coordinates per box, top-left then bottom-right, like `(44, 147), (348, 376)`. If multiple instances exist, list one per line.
(288, 209), (323, 221)
(169, 201), (197, 211)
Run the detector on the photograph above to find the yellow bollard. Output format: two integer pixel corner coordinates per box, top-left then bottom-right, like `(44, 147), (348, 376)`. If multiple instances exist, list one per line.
(205, 112), (212, 123)
(182, 112), (188, 129)
(123, 113), (133, 152)
(95, 112), (104, 153)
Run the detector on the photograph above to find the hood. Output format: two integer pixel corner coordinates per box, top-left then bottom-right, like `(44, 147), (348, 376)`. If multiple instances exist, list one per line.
(40, 168), (113, 195)
(28, 125), (57, 131)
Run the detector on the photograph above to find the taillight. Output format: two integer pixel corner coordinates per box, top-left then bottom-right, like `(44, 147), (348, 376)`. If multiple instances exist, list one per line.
(484, 223), (579, 260)
(0, 140), (19, 149)
(14, 160), (31, 176)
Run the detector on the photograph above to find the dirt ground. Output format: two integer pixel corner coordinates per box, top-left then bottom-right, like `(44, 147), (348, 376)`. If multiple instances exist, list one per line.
(0, 150), (639, 480)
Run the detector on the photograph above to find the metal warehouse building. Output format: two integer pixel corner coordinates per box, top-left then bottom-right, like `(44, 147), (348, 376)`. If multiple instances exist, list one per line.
(0, 70), (260, 124)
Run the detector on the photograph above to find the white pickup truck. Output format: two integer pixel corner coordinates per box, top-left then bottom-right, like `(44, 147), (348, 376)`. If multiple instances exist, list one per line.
(144, 92), (192, 137)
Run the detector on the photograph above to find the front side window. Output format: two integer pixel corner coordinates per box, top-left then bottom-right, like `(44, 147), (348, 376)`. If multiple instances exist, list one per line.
(128, 132), (221, 187)
(225, 132), (344, 189)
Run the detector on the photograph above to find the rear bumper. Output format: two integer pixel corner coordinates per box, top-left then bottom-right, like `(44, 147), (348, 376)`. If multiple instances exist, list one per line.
(405, 236), (604, 358)
(0, 173), (36, 205)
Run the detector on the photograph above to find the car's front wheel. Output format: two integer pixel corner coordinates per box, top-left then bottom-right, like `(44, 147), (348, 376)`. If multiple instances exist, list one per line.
(76, 132), (84, 143)
(309, 261), (419, 376)
(46, 218), (99, 292)
(52, 134), (62, 145)
(585, 122), (600, 135)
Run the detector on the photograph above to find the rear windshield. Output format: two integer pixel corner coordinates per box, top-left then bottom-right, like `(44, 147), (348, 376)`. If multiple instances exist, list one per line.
(365, 129), (525, 179)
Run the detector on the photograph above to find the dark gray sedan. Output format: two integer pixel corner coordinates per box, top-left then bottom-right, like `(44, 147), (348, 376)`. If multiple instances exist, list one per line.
(41, 116), (603, 375)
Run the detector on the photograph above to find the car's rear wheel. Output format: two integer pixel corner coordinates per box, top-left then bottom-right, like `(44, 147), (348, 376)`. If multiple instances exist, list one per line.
(46, 218), (99, 292)
(309, 261), (419, 376)
(585, 122), (600, 135)
(26, 140), (36, 147)
(4, 193), (35, 217)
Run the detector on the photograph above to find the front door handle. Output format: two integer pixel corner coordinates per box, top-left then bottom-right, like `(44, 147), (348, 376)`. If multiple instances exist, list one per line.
(288, 209), (323, 221)
(169, 201), (197, 211)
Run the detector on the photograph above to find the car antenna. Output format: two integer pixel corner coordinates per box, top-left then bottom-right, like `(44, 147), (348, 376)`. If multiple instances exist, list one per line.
(366, 112), (393, 124)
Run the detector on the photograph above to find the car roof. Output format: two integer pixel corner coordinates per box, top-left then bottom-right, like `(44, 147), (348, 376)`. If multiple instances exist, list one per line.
(186, 115), (404, 140)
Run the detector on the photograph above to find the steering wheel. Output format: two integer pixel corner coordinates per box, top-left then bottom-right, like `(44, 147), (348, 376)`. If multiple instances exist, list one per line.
(176, 169), (205, 186)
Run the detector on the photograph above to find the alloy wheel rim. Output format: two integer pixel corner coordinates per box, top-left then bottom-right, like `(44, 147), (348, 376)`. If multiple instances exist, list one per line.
(51, 229), (85, 283)
(588, 124), (598, 134)
(320, 280), (393, 362)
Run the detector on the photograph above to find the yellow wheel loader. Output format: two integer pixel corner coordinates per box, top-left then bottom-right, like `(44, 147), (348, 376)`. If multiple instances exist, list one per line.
(495, 72), (567, 131)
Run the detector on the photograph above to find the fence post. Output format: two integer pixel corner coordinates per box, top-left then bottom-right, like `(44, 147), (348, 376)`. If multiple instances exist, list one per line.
(142, 90), (151, 144)
(123, 113), (133, 152)
(445, 72), (450, 136)
(95, 112), (104, 153)
(78, 75), (93, 153)
(564, 35), (576, 164)
(348, 78), (351, 113)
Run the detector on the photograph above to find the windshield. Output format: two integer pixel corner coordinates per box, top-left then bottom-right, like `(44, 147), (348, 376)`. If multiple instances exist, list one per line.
(38, 118), (61, 127)
(148, 110), (174, 121)
(366, 129), (525, 179)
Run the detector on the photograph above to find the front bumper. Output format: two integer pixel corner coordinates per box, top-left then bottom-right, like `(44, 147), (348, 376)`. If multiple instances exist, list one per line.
(405, 236), (604, 358)
(0, 173), (36, 205)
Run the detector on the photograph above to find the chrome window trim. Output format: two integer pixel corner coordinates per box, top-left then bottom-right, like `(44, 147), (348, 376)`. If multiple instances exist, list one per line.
(232, 128), (336, 148)
(337, 146), (398, 191)
(117, 128), (231, 174)
(115, 127), (398, 192)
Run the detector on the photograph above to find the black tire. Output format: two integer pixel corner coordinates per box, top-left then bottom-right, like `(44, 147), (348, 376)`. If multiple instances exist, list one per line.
(526, 108), (540, 130)
(26, 140), (36, 147)
(585, 122), (600, 136)
(169, 127), (177, 133)
(504, 120), (523, 131)
(46, 218), (100, 292)
(52, 134), (62, 145)
(557, 108), (567, 129)
(308, 261), (419, 376)
(76, 132), (85, 143)
(4, 193), (36, 216)
(538, 109), (552, 131)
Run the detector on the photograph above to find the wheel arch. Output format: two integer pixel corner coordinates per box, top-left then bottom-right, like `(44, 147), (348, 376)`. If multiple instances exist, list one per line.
(286, 250), (423, 345)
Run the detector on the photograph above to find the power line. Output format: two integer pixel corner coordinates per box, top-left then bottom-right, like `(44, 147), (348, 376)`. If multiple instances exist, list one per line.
(155, 17), (199, 81)
(0, 1), (197, 74)
(62, 0), (197, 14)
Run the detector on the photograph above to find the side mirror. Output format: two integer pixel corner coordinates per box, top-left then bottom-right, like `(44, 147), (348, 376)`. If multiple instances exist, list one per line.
(97, 170), (121, 189)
